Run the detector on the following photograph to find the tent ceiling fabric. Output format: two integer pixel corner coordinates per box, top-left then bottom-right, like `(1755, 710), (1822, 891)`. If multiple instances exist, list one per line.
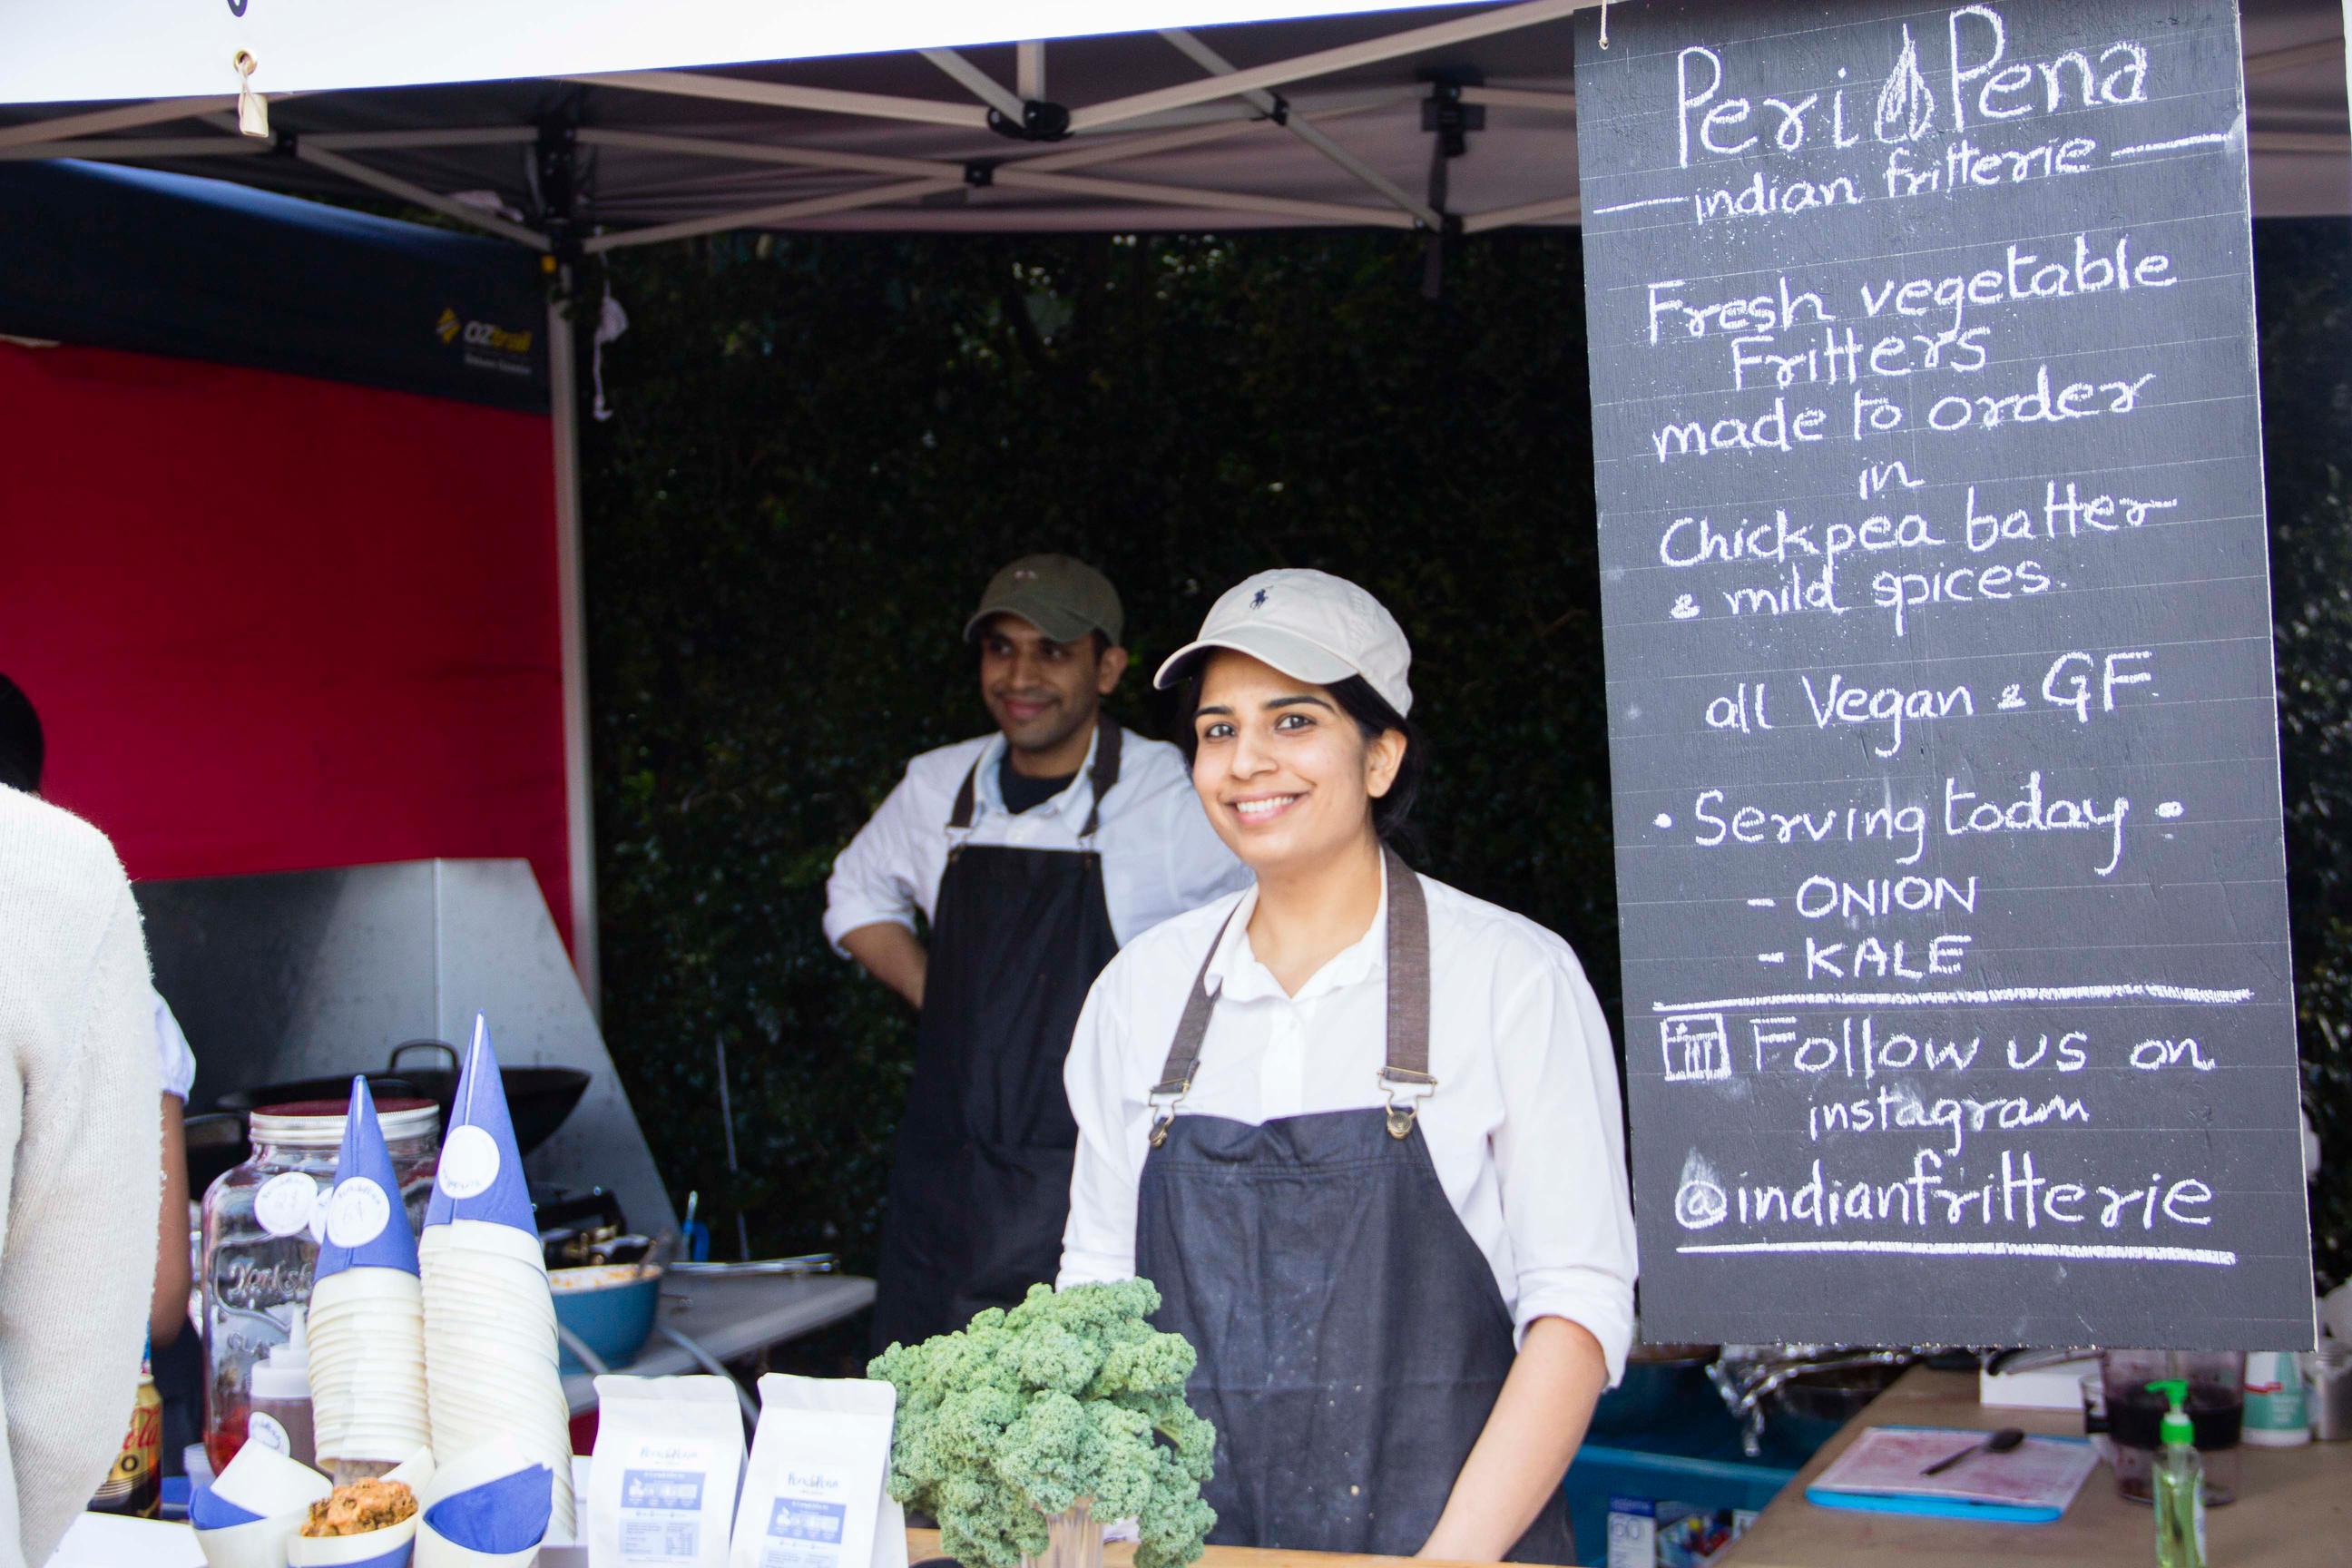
(0, 1), (2344, 242)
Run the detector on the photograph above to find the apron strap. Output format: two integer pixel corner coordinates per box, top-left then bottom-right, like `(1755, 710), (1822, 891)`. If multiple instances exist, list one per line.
(1149, 844), (1435, 1146)
(948, 764), (980, 831)
(946, 721), (1125, 837)
(1078, 720), (1122, 841)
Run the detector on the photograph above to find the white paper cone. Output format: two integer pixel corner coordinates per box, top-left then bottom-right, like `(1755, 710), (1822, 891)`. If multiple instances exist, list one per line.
(283, 1515), (416, 1567)
(194, 1509), (312, 1568)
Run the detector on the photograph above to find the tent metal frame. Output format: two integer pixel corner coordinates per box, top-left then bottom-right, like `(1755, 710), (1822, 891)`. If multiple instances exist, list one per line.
(0, 0), (1610, 249)
(0, 0), (2340, 1002)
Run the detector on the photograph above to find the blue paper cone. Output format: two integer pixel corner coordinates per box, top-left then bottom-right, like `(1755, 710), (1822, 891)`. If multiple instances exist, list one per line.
(421, 1014), (537, 1235)
(316, 1077), (420, 1279)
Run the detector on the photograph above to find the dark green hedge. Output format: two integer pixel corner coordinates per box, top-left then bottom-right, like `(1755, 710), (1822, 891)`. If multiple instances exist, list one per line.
(582, 223), (2351, 1297)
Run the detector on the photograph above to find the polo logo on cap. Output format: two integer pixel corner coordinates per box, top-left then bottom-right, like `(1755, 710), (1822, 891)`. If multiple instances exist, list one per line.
(1014, 569), (1039, 582)
(1251, 589), (1269, 609)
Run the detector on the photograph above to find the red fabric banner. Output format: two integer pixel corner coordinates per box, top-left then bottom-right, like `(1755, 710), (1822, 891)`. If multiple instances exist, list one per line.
(0, 341), (573, 948)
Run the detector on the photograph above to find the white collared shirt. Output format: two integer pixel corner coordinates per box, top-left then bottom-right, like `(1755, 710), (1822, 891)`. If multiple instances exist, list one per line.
(823, 723), (1250, 955)
(1057, 861), (1639, 1384)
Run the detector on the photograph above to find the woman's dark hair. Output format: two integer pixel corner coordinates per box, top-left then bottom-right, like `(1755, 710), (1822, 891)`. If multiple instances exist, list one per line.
(0, 674), (42, 795)
(1176, 664), (1426, 848)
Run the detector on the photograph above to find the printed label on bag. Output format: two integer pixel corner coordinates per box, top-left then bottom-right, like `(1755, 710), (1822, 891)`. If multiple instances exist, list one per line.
(619, 1467), (705, 1563)
(325, 1177), (391, 1248)
(760, 1498), (846, 1568)
(437, 1124), (501, 1199)
(253, 1171), (320, 1238)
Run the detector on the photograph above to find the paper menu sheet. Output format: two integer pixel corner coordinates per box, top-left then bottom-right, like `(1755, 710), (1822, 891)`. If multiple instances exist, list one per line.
(1811, 1426), (2099, 1509)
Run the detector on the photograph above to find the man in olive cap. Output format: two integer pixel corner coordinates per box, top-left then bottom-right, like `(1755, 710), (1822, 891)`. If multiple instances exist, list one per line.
(827, 554), (1244, 1348)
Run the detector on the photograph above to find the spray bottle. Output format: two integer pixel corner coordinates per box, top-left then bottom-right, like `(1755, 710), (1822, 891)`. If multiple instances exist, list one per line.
(2147, 1378), (2205, 1568)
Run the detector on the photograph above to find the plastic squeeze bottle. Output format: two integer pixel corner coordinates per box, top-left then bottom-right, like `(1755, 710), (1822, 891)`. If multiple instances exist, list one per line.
(2148, 1379), (2206, 1568)
(247, 1305), (317, 1469)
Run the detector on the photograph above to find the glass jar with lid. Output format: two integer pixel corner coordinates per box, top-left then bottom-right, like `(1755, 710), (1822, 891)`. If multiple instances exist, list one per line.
(201, 1097), (439, 1473)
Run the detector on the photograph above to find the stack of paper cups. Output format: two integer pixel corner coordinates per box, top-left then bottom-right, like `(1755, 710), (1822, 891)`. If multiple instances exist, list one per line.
(418, 1015), (576, 1540)
(310, 1077), (432, 1472)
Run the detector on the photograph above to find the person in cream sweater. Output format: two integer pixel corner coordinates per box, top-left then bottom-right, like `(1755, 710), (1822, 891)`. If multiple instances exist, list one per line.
(0, 784), (159, 1564)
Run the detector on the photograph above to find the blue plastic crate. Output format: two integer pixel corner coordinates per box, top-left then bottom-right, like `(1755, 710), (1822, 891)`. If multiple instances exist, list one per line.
(1563, 1445), (1798, 1565)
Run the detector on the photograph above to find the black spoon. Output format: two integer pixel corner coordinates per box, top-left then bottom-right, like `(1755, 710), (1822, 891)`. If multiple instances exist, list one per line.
(1920, 1426), (2026, 1476)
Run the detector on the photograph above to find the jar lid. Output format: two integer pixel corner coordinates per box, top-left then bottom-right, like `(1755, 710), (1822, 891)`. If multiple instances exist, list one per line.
(250, 1097), (440, 1149)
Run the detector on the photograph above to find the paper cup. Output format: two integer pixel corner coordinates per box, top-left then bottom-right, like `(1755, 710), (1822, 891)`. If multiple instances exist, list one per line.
(193, 1509), (312, 1568)
(423, 1221), (547, 1271)
(315, 1269), (425, 1305)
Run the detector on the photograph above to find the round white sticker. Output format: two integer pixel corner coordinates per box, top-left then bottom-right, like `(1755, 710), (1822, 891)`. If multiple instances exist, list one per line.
(436, 1123), (501, 1200)
(252, 1171), (320, 1239)
(325, 1177), (392, 1249)
(247, 1412), (289, 1455)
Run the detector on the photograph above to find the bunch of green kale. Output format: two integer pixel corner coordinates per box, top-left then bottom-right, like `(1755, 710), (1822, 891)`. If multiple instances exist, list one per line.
(868, 1279), (1217, 1568)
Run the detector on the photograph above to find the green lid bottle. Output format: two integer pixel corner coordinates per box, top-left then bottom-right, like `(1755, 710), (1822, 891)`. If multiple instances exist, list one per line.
(2147, 1379), (2205, 1568)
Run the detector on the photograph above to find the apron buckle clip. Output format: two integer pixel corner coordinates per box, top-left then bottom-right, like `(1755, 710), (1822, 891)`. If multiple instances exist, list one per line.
(1147, 1075), (1191, 1147)
(1377, 1067), (1436, 1140)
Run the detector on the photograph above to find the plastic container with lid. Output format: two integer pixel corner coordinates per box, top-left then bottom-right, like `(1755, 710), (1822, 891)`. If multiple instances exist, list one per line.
(200, 1095), (438, 1473)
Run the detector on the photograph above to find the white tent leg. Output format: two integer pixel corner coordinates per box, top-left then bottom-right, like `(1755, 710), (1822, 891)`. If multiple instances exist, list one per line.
(921, 48), (1024, 120)
(1159, 29), (1437, 228)
(295, 142), (551, 248)
(547, 281), (601, 1009)
(1017, 42), (1047, 103)
(1070, 0), (1597, 132)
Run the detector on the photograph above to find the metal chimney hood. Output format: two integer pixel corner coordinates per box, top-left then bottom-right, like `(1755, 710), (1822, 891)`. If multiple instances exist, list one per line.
(137, 858), (677, 1237)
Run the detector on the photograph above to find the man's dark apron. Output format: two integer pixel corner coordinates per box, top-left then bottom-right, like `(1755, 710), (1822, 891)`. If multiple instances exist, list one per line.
(1135, 848), (1574, 1562)
(870, 724), (1123, 1352)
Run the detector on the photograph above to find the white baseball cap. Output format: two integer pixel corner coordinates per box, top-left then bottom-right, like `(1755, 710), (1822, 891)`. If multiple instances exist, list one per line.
(1154, 569), (1413, 717)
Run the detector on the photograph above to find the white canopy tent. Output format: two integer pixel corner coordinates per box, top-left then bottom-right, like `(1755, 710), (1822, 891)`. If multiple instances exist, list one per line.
(3, 0), (2346, 991)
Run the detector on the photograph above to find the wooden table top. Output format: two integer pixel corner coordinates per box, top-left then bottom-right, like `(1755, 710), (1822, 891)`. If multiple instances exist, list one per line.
(1721, 1366), (2352, 1567)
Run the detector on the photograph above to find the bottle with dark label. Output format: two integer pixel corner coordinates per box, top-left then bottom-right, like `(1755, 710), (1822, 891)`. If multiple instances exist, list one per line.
(90, 1339), (162, 1519)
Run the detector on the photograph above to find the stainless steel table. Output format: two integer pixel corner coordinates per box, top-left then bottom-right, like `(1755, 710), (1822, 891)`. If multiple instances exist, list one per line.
(560, 1270), (876, 1411)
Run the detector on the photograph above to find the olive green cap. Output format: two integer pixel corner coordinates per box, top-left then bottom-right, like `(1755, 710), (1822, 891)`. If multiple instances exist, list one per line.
(964, 554), (1124, 646)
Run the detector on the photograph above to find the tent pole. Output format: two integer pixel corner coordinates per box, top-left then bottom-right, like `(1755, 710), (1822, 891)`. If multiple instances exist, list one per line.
(1158, 29), (1437, 228)
(294, 142), (552, 249)
(1069, 0), (1597, 132)
(547, 274), (602, 1010)
(920, 49), (1026, 120)
(582, 176), (965, 251)
(1462, 85), (1576, 113)
(0, 135), (271, 161)
(0, 93), (239, 150)
(1016, 42), (1047, 103)
(566, 69), (988, 129)
(1463, 192), (1581, 233)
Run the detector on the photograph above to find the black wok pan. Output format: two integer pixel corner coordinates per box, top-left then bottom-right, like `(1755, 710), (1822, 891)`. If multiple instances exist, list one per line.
(216, 1039), (592, 1158)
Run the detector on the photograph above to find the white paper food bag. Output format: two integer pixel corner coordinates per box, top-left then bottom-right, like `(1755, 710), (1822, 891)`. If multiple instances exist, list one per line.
(728, 1377), (905, 1568)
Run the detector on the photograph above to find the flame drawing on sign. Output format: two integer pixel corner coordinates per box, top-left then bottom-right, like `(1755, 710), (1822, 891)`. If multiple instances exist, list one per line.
(1876, 24), (1936, 144)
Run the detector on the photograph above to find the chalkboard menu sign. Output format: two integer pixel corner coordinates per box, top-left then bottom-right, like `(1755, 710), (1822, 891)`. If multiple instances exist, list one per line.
(1576, 0), (2313, 1348)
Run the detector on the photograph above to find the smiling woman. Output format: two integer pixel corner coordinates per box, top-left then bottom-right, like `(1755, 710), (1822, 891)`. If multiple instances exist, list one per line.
(1056, 568), (1638, 1565)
